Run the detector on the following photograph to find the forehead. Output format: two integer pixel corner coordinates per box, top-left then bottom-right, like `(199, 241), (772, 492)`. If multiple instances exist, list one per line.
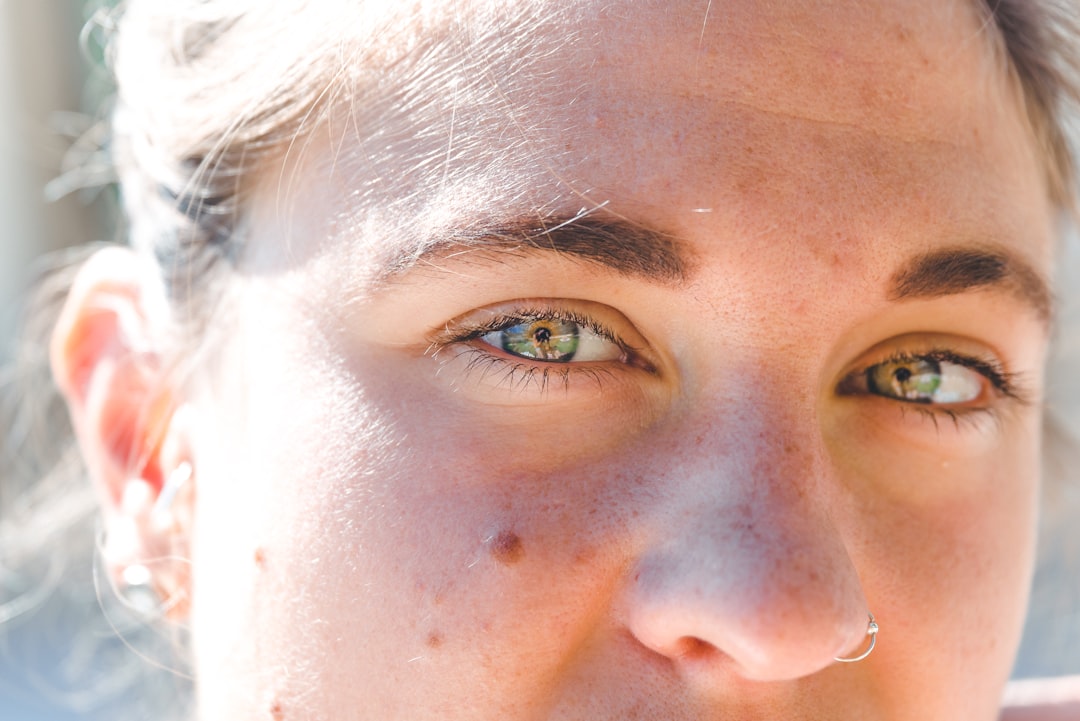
(504, 0), (1033, 196)
(535, 0), (993, 124)
(255, 0), (1051, 282)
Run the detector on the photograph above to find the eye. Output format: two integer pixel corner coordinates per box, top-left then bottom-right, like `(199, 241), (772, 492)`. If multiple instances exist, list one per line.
(426, 301), (656, 400)
(479, 317), (625, 363)
(836, 343), (1030, 424)
(866, 356), (983, 404)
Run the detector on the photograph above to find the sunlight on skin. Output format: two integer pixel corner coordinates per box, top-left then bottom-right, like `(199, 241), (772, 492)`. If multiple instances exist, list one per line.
(193, 2), (1050, 717)
(52, 0), (1068, 719)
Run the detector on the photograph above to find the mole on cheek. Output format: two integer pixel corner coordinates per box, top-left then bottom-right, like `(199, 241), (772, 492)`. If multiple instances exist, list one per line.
(486, 530), (524, 565)
(427, 631), (444, 648)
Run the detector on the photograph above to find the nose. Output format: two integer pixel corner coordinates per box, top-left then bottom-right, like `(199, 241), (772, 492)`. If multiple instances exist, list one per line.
(622, 426), (870, 682)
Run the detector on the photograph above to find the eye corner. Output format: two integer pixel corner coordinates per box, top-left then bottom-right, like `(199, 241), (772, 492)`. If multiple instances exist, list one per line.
(834, 367), (868, 398)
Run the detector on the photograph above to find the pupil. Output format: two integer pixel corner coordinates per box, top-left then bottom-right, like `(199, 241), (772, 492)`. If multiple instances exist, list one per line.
(534, 327), (552, 344)
(894, 367), (912, 383)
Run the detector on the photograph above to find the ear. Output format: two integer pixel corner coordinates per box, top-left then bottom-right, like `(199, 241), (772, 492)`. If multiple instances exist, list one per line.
(51, 246), (195, 617)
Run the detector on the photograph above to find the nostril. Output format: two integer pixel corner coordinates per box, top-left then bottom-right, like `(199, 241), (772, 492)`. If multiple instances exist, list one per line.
(650, 634), (749, 677)
(672, 636), (714, 660)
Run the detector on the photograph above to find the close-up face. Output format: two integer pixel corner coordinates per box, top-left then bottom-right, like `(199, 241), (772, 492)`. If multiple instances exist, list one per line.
(65, 0), (1061, 719)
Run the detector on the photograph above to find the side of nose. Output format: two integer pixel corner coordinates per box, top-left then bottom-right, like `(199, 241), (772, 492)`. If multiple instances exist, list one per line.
(621, 423), (870, 683)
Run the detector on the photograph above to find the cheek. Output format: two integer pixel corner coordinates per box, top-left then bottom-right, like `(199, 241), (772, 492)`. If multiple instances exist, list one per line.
(848, 424), (1040, 708)
(189, 315), (637, 718)
(249, 445), (630, 718)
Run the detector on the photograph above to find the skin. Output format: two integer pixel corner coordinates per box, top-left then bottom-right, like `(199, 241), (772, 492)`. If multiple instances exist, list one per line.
(52, 0), (1062, 719)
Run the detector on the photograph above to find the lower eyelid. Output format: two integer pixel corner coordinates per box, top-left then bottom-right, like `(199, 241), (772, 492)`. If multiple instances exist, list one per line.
(442, 343), (623, 397)
(902, 404), (1003, 435)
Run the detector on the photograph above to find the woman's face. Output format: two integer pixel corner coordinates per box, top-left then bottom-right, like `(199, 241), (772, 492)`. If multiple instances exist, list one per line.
(184, 0), (1054, 718)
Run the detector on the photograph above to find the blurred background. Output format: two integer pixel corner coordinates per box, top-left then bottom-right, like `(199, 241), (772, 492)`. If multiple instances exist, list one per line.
(0, 0), (112, 350)
(0, 1), (1078, 720)
(0, 2), (116, 720)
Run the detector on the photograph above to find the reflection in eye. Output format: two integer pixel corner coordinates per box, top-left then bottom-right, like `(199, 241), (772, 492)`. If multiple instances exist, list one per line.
(478, 316), (625, 364)
(866, 357), (983, 404)
(491, 319), (579, 361)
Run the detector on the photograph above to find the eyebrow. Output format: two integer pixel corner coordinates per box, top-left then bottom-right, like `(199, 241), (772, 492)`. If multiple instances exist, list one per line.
(381, 214), (689, 283)
(888, 247), (1052, 321)
(381, 216), (1052, 322)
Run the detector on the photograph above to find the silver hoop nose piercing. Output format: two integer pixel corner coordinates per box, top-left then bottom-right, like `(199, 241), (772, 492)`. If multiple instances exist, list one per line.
(834, 613), (878, 663)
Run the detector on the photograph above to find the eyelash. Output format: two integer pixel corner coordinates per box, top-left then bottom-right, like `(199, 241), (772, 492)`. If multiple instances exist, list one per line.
(427, 306), (647, 393)
(843, 348), (1030, 427)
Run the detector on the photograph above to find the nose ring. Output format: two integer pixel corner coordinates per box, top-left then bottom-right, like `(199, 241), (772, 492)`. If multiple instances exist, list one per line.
(834, 613), (878, 663)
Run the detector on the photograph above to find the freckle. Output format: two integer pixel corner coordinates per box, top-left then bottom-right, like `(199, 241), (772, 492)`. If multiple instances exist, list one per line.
(427, 631), (444, 648)
(487, 530), (524, 565)
(270, 700), (284, 720)
(254, 547), (267, 569)
(573, 547), (595, 565)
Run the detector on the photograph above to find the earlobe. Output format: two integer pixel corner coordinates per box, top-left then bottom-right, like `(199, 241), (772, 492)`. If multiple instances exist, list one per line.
(104, 457), (196, 621)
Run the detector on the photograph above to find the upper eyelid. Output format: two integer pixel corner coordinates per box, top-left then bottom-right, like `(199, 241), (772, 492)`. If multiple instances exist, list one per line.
(462, 309), (619, 344)
(838, 349), (1030, 406)
(838, 343), (1005, 383)
(875, 350), (1014, 397)
(431, 301), (639, 350)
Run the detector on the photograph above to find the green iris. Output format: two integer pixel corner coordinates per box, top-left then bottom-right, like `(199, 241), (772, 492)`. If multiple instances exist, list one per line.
(868, 358), (942, 402)
(500, 319), (580, 361)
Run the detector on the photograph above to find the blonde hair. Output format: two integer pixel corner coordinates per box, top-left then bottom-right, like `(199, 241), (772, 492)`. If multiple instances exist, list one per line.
(3, 0), (1080, 716)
